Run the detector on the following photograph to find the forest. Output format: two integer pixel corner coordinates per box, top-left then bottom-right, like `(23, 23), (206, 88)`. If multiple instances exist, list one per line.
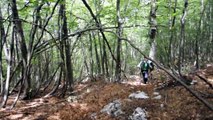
(0, 0), (212, 119)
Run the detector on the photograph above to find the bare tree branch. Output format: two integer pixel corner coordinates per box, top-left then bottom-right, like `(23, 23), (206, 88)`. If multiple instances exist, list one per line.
(121, 38), (213, 111)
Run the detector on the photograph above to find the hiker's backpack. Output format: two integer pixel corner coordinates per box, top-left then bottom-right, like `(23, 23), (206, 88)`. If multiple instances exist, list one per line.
(149, 61), (154, 71)
(140, 61), (149, 71)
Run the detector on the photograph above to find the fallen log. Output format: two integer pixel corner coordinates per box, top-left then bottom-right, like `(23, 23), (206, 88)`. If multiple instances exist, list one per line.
(196, 74), (213, 89)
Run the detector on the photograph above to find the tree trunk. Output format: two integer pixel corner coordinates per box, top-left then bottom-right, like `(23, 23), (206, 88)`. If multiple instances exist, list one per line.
(10, 78), (23, 109)
(179, 0), (188, 74)
(29, 3), (43, 53)
(82, 0), (117, 78)
(195, 0), (205, 69)
(103, 39), (109, 77)
(98, 33), (105, 75)
(89, 33), (94, 78)
(115, 0), (122, 82)
(1, 26), (14, 108)
(45, 64), (62, 97)
(168, 0), (177, 68)
(59, 0), (73, 96)
(93, 32), (101, 74)
(11, 0), (30, 100)
(0, 8), (6, 95)
(149, 0), (157, 60)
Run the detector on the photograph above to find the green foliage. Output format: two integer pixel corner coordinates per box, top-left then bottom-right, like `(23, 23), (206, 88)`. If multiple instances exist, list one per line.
(0, 0), (212, 82)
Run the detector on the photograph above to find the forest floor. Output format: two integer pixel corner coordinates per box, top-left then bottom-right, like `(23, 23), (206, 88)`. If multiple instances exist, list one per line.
(0, 65), (213, 120)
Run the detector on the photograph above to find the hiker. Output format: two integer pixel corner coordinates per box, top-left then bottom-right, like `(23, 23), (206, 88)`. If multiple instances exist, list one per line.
(137, 58), (154, 84)
(148, 59), (154, 80)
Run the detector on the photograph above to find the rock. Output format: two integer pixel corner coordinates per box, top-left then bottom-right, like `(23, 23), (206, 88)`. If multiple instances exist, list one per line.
(153, 92), (161, 99)
(160, 104), (164, 108)
(191, 80), (198, 85)
(90, 113), (97, 120)
(81, 77), (91, 83)
(67, 96), (78, 102)
(100, 100), (124, 117)
(129, 107), (147, 120)
(153, 92), (159, 95)
(129, 91), (149, 99)
(153, 95), (161, 99)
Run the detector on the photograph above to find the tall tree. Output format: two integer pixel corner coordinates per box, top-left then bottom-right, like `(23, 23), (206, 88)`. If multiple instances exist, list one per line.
(168, 0), (177, 68)
(10, 0), (29, 100)
(149, 0), (157, 60)
(115, 0), (122, 81)
(92, 32), (101, 74)
(59, 0), (73, 96)
(1, 25), (14, 108)
(179, 0), (188, 74)
(0, 8), (5, 94)
(195, 0), (204, 69)
(82, 0), (117, 78)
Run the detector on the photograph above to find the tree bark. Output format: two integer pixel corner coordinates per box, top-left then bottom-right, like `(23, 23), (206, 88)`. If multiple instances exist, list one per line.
(195, 0), (205, 69)
(89, 33), (94, 78)
(149, 0), (157, 60)
(168, 0), (177, 68)
(92, 32), (101, 74)
(0, 8), (6, 95)
(179, 0), (188, 74)
(115, 0), (122, 82)
(196, 74), (213, 89)
(45, 64), (62, 97)
(11, 0), (30, 100)
(1, 26), (15, 108)
(59, 0), (73, 96)
(29, 3), (44, 53)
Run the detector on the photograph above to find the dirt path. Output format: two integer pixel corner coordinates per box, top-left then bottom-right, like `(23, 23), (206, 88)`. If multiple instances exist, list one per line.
(0, 71), (212, 120)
